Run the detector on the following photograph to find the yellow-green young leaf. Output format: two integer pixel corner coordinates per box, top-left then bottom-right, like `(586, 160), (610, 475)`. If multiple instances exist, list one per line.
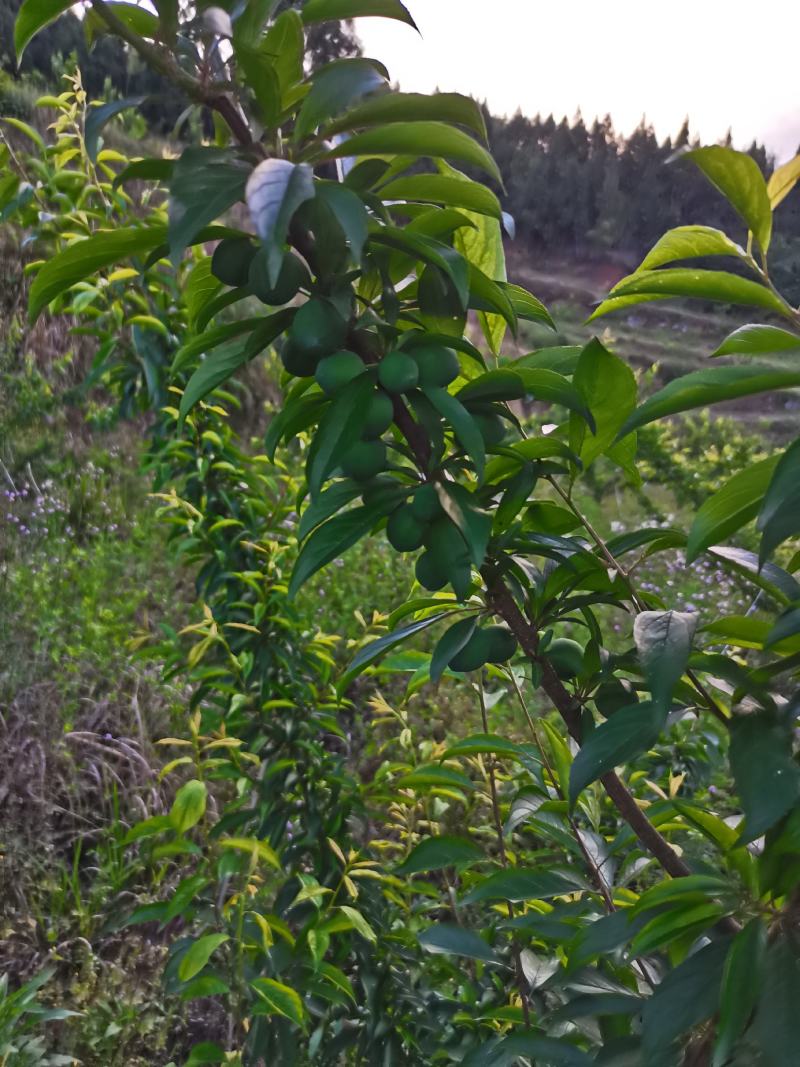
(338, 905), (377, 943)
(631, 903), (728, 956)
(14, 0), (76, 58)
(767, 153), (800, 210)
(1, 116), (45, 151)
(638, 225), (749, 271)
(178, 933), (228, 982)
(251, 978), (306, 1027)
(326, 91), (487, 143)
(169, 780), (207, 833)
(686, 456), (779, 563)
(218, 837), (281, 870)
(185, 257), (222, 332)
(682, 145), (772, 254)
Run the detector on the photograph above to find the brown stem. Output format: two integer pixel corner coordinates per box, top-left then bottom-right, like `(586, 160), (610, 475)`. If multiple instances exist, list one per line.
(484, 569), (694, 880)
(478, 680), (531, 1027)
(89, 0), (253, 147)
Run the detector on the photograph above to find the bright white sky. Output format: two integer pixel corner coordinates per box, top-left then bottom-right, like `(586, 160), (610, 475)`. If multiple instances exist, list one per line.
(358, 0), (800, 162)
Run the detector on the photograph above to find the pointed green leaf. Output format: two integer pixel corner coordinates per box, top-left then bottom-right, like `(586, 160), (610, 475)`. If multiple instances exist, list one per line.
(28, 226), (168, 321)
(251, 977), (306, 1026)
(178, 934), (228, 982)
(340, 612), (451, 689)
(639, 225), (749, 270)
(592, 268), (786, 320)
(462, 868), (586, 905)
(289, 499), (389, 598)
(14, 0), (76, 58)
(442, 734), (530, 761)
(326, 92), (486, 142)
(379, 174), (501, 219)
(169, 147), (250, 262)
(323, 122), (501, 184)
(767, 153), (800, 210)
(618, 365), (800, 437)
(686, 456), (779, 562)
(397, 764), (475, 792)
(682, 145), (772, 253)
(730, 713), (800, 843)
(419, 923), (498, 963)
(295, 58), (387, 141)
(301, 0), (417, 27)
(169, 780), (207, 833)
(713, 919), (768, 1067)
(569, 703), (663, 805)
(396, 835), (483, 875)
(711, 323), (800, 358)
(424, 386), (485, 479)
(307, 374), (375, 497)
(569, 338), (635, 465)
(430, 616), (478, 684)
(757, 438), (800, 561)
(752, 937), (800, 1067)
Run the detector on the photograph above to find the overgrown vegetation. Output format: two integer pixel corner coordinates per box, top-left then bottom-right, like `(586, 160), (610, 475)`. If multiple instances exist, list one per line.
(2, 2), (800, 1065)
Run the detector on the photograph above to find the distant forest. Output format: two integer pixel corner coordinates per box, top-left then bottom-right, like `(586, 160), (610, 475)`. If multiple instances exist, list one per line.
(3, 0), (799, 292)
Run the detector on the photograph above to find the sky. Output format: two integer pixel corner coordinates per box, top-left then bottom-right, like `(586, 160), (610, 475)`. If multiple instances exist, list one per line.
(358, 1), (800, 162)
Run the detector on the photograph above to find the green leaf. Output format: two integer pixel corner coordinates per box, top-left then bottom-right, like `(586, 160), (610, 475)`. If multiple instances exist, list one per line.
(458, 370), (525, 404)
(713, 919), (768, 1067)
(85, 96), (146, 162)
(633, 874), (733, 916)
(326, 92), (486, 142)
(397, 764), (475, 792)
(766, 606), (800, 648)
(500, 283), (555, 330)
(592, 268), (786, 321)
(634, 610), (697, 713)
(295, 58), (387, 141)
(462, 1033), (592, 1067)
(289, 500), (390, 598)
(260, 9), (304, 96)
(307, 374), (376, 496)
(752, 937), (800, 1067)
(462, 868), (586, 905)
(251, 977), (306, 1027)
(712, 323), (800, 358)
(767, 153), (800, 210)
(682, 145), (772, 253)
(395, 835), (483, 875)
(441, 734), (530, 761)
(631, 903), (728, 957)
(371, 228), (469, 305)
(642, 937), (730, 1059)
(618, 365), (800, 437)
(340, 612), (450, 689)
(301, 0), (417, 28)
(729, 713), (800, 843)
(245, 159), (315, 286)
(83, 2), (158, 45)
(639, 224), (749, 270)
(169, 148), (250, 262)
(758, 438), (800, 562)
(172, 317), (263, 374)
(315, 182), (368, 264)
(418, 923), (498, 963)
(236, 44), (281, 127)
(179, 314), (291, 420)
(28, 226), (167, 321)
(516, 367), (596, 428)
(708, 545), (800, 604)
(169, 780), (207, 833)
(218, 836), (281, 870)
(185, 257), (223, 333)
(379, 174), (502, 219)
(430, 616), (478, 684)
(186, 1042), (226, 1065)
(424, 386), (485, 479)
(337, 905), (377, 943)
(686, 456), (779, 562)
(14, 0), (75, 57)
(178, 933), (228, 982)
(323, 122), (501, 184)
(569, 703), (663, 805)
(112, 157), (174, 189)
(569, 338), (636, 465)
